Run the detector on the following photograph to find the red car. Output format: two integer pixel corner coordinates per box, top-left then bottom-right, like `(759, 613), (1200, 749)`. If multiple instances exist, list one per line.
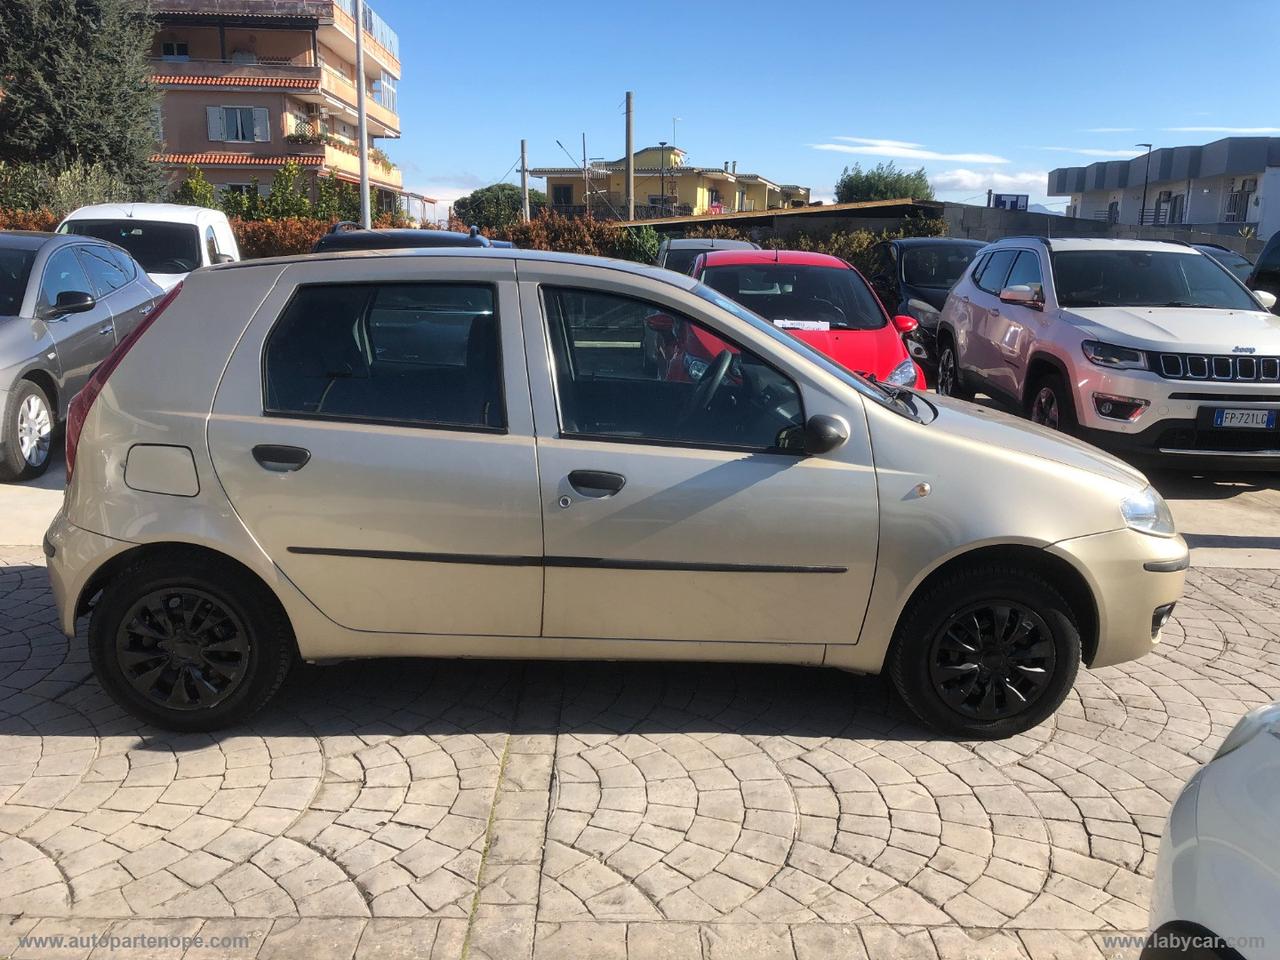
(685, 249), (925, 389)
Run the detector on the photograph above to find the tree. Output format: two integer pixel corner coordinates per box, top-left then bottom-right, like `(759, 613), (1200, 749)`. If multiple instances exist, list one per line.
(834, 162), (934, 204)
(172, 165), (216, 209)
(261, 161), (312, 219)
(453, 182), (547, 231)
(0, 0), (162, 194)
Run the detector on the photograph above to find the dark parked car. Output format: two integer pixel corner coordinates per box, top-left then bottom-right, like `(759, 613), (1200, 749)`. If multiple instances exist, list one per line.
(0, 231), (162, 481)
(870, 237), (985, 370)
(1247, 230), (1280, 313)
(1192, 243), (1253, 281)
(312, 222), (514, 254)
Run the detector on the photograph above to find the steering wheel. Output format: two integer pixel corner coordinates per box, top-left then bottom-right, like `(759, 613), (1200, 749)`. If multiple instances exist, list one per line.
(680, 350), (734, 423)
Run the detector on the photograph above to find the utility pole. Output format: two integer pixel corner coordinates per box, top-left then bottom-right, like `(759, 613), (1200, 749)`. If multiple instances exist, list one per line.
(986, 189), (993, 208)
(520, 138), (530, 221)
(625, 91), (634, 221)
(1136, 143), (1153, 228)
(582, 133), (589, 219)
(354, 0), (371, 228)
(658, 140), (667, 217)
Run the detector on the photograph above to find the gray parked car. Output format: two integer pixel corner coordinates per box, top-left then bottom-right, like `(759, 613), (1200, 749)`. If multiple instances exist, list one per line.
(0, 231), (162, 481)
(655, 237), (760, 275)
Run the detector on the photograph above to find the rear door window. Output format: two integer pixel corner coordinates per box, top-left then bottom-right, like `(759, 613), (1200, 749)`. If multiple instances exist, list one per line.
(263, 283), (504, 430)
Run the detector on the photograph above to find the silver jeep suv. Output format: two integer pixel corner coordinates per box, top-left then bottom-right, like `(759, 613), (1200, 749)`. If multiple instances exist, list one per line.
(937, 237), (1280, 466)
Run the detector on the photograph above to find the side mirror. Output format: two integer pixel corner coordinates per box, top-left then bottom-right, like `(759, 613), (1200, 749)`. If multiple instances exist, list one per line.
(644, 313), (675, 334)
(999, 284), (1044, 309)
(46, 290), (96, 317)
(211, 253), (235, 265)
(1254, 289), (1277, 310)
(892, 314), (919, 334)
(803, 414), (849, 456)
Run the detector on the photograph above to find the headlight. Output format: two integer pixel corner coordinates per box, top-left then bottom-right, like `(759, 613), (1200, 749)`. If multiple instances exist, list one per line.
(1120, 485), (1176, 537)
(1083, 340), (1147, 370)
(905, 299), (940, 324)
(684, 356), (708, 381)
(1214, 702), (1280, 759)
(885, 359), (918, 386)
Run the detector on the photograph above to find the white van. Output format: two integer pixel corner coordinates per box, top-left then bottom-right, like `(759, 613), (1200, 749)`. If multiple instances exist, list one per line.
(59, 203), (240, 290)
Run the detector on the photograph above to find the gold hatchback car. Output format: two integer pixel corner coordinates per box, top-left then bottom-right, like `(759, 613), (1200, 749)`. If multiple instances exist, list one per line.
(44, 249), (1188, 738)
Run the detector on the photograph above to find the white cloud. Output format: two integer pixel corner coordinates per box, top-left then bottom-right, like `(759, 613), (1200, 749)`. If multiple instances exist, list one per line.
(811, 138), (1008, 164)
(930, 169), (1049, 193)
(1081, 127), (1136, 133)
(1038, 146), (1137, 157)
(1163, 126), (1280, 134)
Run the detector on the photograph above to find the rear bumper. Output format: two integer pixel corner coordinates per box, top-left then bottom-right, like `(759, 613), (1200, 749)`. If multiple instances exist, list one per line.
(1048, 527), (1189, 668)
(44, 507), (134, 637)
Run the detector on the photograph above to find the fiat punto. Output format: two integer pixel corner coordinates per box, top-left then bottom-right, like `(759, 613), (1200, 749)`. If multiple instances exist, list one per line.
(45, 249), (1188, 737)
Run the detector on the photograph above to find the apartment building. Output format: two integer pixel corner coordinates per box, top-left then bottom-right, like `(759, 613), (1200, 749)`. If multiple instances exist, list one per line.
(531, 145), (810, 219)
(1048, 137), (1280, 239)
(149, 0), (414, 212)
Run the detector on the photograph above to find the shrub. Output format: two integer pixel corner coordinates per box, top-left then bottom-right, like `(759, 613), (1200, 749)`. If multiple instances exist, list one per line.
(0, 207), (58, 230)
(231, 217), (329, 259)
(172, 165), (217, 209)
(0, 160), (138, 217)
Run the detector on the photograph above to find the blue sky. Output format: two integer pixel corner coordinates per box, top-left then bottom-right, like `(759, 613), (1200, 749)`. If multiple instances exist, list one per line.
(370, 0), (1280, 215)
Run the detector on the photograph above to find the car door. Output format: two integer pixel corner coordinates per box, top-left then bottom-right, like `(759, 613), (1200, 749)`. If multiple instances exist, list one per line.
(964, 248), (1017, 398)
(519, 263), (879, 649)
(984, 249), (1045, 399)
(207, 256), (544, 637)
(87, 244), (155, 340)
(38, 246), (115, 407)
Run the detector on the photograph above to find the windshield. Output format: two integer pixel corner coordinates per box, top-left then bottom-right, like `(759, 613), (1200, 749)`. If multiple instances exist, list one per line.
(701, 263), (887, 331)
(62, 220), (201, 275)
(691, 282), (924, 419)
(661, 247), (704, 275)
(0, 248), (36, 315)
(901, 244), (980, 289)
(1051, 249), (1260, 310)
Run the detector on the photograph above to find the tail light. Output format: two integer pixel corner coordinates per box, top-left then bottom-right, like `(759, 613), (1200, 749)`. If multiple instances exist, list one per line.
(65, 282), (183, 483)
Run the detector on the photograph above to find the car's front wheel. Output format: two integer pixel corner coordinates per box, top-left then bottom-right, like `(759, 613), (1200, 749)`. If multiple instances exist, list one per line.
(1027, 372), (1078, 434)
(88, 551), (295, 731)
(887, 564), (1082, 739)
(0, 379), (55, 482)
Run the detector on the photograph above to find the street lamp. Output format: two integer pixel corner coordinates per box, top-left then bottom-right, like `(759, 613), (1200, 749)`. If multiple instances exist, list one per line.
(658, 140), (667, 215)
(1136, 143), (1153, 228)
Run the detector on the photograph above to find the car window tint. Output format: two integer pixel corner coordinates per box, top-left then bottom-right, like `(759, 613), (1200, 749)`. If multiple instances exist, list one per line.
(40, 248), (94, 311)
(103, 246), (137, 282)
(1004, 251), (1043, 291)
(974, 250), (1016, 294)
(542, 286), (805, 453)
(76, 246), (130, 295)
(263, 282), (504, 430)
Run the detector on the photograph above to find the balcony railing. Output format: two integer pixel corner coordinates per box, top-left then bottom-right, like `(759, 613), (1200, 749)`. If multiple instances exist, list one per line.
(150, 57), (321, 82)
(332, 0), (399, 59)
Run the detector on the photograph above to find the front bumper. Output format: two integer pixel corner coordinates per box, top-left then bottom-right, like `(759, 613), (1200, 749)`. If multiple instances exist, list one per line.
(1048, 526), (1188, 668)
(44, 507), (134, 637)
(1068, 366), (1280, 465)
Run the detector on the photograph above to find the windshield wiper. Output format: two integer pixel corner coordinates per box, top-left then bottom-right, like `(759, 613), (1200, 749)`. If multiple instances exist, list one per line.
(1061, 298), (1115, 307)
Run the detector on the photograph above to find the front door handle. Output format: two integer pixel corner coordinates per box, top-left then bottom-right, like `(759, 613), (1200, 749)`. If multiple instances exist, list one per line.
(98, 325), (113, 336)
(567, 470), (626, 498)
(253, 444), (311, 472)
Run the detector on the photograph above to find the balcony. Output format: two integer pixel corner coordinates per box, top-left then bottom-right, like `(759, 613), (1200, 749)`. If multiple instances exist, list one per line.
(321, 141), (402, 189)
(317, 65), (399, 135)
(150, 57), (322, 87)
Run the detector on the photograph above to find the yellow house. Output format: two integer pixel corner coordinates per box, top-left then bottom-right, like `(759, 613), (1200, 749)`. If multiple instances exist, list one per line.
(530, 146), (810, 219)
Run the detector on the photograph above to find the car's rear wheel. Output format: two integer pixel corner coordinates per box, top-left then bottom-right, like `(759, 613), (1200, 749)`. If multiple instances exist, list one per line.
(1027, 371), (1078, 434)
(88, 551), (294, 731)
(935, 336), (973, 400)
(0, 379), (54, 482)
(887, 564), (1081, 739)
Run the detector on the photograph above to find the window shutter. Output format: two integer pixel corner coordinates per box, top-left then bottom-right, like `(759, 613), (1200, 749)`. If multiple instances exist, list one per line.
(206, 106), (224, 141)
(253, 107), (270, 142)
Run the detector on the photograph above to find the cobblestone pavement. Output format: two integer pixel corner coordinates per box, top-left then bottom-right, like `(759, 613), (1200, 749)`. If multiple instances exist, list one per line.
(1, 549), (1278, 959)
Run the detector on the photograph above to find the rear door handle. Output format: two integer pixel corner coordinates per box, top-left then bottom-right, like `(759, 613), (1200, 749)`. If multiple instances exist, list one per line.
(98, 325), (113, 336)
(253, 444), (311, 472)
(567, 470), (626, 498)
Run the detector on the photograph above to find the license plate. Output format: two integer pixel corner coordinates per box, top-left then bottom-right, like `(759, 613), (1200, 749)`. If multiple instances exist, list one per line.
(1212, 408), (1277, 429)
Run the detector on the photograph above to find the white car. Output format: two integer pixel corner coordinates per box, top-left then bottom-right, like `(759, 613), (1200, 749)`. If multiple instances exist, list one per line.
(936, 237), (1280, 469)
(1147, 702), (1280, 959)
(59, 203), (240, 290)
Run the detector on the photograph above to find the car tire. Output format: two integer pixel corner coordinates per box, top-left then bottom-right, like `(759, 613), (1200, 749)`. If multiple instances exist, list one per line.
(0, 379), (55, 482)
(88, 550), (295, 732)
(1027, 371), (1078, 434)
(935, 336), (973, 400)
(887, 564), (1081, 739)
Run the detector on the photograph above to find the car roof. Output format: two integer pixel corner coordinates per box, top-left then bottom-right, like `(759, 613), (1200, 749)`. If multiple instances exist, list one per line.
(60, 203), (224, 226)
(887, 237), (985, 249)
(314, 228), (497, 251)
(990, 236), (1206, 255)
(700, 249), (850, 269)
(0, 231), (60, 250)
(662, 238), (759, 250)
(208, 246), (702, 289)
